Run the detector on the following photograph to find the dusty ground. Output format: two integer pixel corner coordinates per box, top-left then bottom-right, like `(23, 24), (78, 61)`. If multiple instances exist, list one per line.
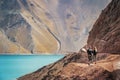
(18, 53), (120, 80)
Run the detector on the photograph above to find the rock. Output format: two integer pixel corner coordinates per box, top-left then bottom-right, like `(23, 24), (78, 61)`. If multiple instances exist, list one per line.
(87, 0), (120, 53)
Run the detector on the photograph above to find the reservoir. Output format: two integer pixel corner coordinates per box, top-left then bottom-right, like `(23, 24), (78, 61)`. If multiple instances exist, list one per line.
(0, 54), (64, 80)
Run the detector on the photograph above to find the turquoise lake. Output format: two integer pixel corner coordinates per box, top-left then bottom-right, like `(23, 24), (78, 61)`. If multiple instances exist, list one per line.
(0, 54), (64, 80)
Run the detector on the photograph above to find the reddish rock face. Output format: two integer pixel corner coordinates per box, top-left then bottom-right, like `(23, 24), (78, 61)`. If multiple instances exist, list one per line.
(87, 0), (120, 53)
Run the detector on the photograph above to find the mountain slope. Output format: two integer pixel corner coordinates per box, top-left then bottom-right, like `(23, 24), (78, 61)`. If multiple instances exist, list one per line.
(18, 53), (120, 80)
(0, 0), (110, 53)
(87, 0), (120, 53)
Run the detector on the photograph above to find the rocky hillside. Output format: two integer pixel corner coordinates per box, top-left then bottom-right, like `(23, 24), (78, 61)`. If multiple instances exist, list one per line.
(87, 0), (120, 53)
(0, 0), (110, 53)
(18, 53), (120, 80)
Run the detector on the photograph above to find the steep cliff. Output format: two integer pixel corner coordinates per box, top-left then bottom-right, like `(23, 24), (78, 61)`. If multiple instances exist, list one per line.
(0, 0), (110, 53)
(87, 0), (120, 53)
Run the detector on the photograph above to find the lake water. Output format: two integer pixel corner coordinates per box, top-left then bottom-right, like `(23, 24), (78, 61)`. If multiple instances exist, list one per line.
(0, 54), (64, 80)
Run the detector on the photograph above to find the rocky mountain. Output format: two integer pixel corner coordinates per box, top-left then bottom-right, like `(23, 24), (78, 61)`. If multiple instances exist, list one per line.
(0, 0), (110, 53)
(87, 0), (120, 53)
(18, 0), (120, 80)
